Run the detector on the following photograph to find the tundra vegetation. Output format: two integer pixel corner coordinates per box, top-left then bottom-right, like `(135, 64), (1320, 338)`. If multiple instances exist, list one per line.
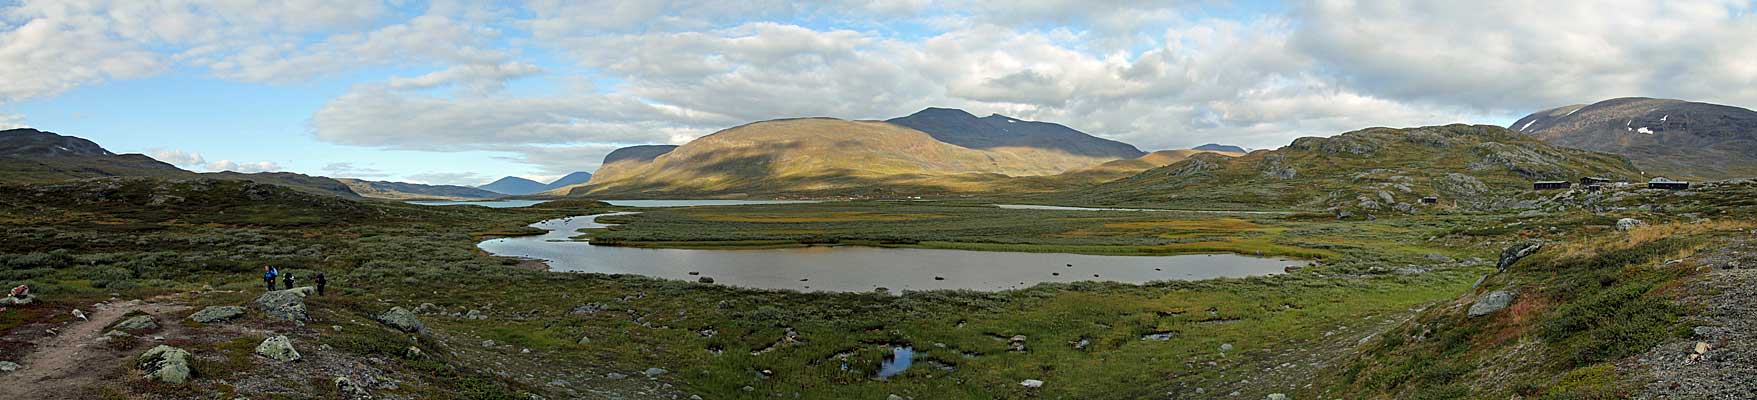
(3, 176), (1751, 399)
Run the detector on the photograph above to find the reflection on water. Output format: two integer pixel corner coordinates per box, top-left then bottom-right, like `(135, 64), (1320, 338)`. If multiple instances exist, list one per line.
(477, 213), (1302, 293)
(408, 199), (550, 208)
(603, 199), (821, 207)
(878, 346), (914, 378)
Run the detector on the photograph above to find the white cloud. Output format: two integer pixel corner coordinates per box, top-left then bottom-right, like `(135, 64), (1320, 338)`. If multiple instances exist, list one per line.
(321, 162), (389, 178)
(386, 62), (543, 93)
(0, 113), (25, 129)
(207, 159), (282, 173)
(148, 148), (206, 169)
(405, 171), (486, 186)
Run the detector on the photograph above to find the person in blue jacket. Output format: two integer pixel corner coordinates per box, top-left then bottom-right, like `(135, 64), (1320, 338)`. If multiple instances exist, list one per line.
(263, 265), (279, 291)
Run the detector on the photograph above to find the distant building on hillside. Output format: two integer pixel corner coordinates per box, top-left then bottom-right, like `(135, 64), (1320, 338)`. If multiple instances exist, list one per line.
(1648, 177), (1690, 190)
(1533, 181), (1572, 191)
(1420, 197), (1439, 204)
(1580, 177), (1612, 186)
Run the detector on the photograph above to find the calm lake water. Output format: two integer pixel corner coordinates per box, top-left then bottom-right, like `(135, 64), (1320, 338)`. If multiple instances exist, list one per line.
(409, 199), (820, 208)
(408, 199), (551, 208)
(476, 213), (1301, 293)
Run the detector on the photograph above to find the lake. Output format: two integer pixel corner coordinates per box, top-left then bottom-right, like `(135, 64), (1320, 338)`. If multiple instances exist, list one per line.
(408, 199), (821, 208)
(476, 213), (1302, 293)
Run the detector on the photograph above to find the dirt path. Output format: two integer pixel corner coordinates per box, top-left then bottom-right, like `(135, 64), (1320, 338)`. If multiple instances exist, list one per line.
(0, 297), (189, 399)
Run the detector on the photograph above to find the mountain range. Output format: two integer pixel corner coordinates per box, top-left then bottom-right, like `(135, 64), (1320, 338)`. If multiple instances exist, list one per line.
(1511, 97), (1757, 180)
(478, 172), (594, 195)
(574, 109), (1154, 197)
(0, 128), (363, 198)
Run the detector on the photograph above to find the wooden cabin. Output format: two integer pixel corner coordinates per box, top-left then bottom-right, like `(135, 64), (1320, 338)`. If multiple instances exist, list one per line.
(1420, 197), (1439, 204)
(1580, 177), (1612, 186)
(1648, 177), (1690, 190)
(1533, 181), (1572, 191)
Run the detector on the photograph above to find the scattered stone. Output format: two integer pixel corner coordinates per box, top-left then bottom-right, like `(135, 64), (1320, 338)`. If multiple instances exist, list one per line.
(569, 303), (606, 315)
(0, 361), (20, 372)
(0, 294), (34, 306)
(464, 309), (485, 320)
(1467, 290), (1517, 317)
(888, 395), (905, 400)
(336, 376), (371, 398)
(1422, 253), (1455, 262)
(254, 288), (309, 321)
(138, 345), (193, 384)
(698, 277), (715, 284)
(413, 303), (444, 314)
(1020, 379), (1044, 388)
(482, 340), (497, 347)
(606, 372), (628, 380)
(643, 367), (668, 378)
(1616, 218), (1645, 231)
(1497, 243), (1542, 271)
(1220, 343), (1234, 352)
(255, 335), (302, 362)
(1694, 342), (1710, 354)
(114, 315), (158, 331)
(1266, 394), (1289, 400)
(376, 307), (425, 333)
(189, 306), (245, 323)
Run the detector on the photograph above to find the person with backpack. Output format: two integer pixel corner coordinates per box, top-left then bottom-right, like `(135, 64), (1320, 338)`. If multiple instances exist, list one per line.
(313, 272), (328, 296)
(263, 266), (279, 291)
(282, 271), (296, 290)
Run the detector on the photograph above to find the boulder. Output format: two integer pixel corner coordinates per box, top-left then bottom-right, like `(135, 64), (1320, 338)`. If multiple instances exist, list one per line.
(189, 306), (245, 323)
(1267, 394), (1289, 400)
(255, 335), (302, 362)
(1616, 218), (1645, 231)
(335, 376), (371, 398)
(1497, 243), (1541, 271)
(254, 289), (309, 321)
(0, 295), (34, 306)
(644, 367), (668, 378)
(0, 361), (20, 372)
(114, 315), (159, 331)
(1020, 379), (1045, 388)
(1467, 290), (1517, 317)
(138, 345), (193, 384)
(697, 277), (715, 284)
(376, 307), (424, 333)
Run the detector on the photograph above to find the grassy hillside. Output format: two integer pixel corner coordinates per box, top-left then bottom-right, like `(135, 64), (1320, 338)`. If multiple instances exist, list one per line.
(1070, 124), (1643, 212)
(577, 118), (1127, 198)
(1055, 149), (1245, 184)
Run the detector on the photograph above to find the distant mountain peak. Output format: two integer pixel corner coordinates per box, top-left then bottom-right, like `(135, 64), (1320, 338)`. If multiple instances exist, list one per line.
(1192, 144), (1248, 153)
(544, 171), (594, 190)
(478, 176), (549, 195)
(1, 128), (118, 157)
(887, 108), (1144, 159)
(1511, 97), (1757, 179)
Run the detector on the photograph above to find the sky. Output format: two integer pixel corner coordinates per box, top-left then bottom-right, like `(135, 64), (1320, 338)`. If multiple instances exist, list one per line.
(3, 1), (1755, 186)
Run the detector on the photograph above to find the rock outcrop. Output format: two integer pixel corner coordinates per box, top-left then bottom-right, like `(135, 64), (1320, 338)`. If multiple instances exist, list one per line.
(1468, 290), (1517, 317)
(189, 306), (245, 323)
(1497, 243), (1541, 271)
(255, 288), (310, 321)
(377, 307), (424, 333)
(138, 345), (193, 384)
(255, 335), (302, 362)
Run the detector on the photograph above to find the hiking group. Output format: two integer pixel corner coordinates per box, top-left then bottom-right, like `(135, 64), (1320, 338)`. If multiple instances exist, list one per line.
(262, 265), (327, 295)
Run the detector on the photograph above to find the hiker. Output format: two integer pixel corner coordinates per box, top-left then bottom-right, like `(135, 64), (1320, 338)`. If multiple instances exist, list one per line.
(313, 272), (328, 296)
(263, 266), (279, 291)
(282, 271), (296, 290)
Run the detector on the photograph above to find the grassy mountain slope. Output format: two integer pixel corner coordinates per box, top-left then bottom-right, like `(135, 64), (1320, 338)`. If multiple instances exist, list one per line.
(337, 178), (503, 200)
(1056, 149), (1245, 183)
(887, 107), (1143, 167)
(576, 118), (1112, 197)
(1512, 97), (1757, 180)
(0, 128), (364, 198)
(1071, 124), (1642, 211)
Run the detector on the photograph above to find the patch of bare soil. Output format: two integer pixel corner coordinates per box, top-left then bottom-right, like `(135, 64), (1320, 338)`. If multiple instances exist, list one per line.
(1634, 234), (1757, 399)
(0, 294), (190, 399)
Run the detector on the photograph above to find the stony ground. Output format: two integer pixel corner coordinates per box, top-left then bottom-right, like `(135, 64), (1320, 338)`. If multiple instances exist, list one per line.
(1635, 233), (1757, 399)
(0, 294), (189, 399)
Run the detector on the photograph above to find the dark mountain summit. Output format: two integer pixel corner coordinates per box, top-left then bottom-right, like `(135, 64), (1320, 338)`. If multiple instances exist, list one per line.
(886, 108), (1145, 159)
(478, 176), (549, 195)
(1, 128), (119, 157)
(1512, 97), (1757, 179)
(1192, 144), (1248, 153)
(544, 171), (594, 190)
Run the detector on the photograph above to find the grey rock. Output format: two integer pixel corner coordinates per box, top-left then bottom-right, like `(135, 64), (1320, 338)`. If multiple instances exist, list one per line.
(697, 277), (715, 284)
(138, 345), (193, 384)
(0, 361), (20, 372)
(464, 309), (485, 320)
(255, 335), (302, 362)
(605, 372), (628, 380)
(114, 315), (158, 331)
(413, 303), (444, 314)
(1497, 243), (1542, 271)
(1616, 218), (1645, 231)
(1266, 394), (1289, 400)
(254, 288), (309, 321)
(336, 376), (371, 398)
(570, 303), (606, 315)
(1219, 343), (1233, 352)
(644, 367), (668, 378)
(376, 307), (424, 333)
(189, 306), (245, 323)
(1468, 290), (1517, 317)
(1422, 253), (1455, 263)
(0, 294), (34, 306)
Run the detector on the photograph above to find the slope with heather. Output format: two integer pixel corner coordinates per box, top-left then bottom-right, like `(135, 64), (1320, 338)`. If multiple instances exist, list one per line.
(1073, 124), (1642, 212)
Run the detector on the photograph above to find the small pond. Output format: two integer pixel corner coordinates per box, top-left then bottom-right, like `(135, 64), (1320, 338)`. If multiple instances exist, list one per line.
(476, 213), (1302, 293)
